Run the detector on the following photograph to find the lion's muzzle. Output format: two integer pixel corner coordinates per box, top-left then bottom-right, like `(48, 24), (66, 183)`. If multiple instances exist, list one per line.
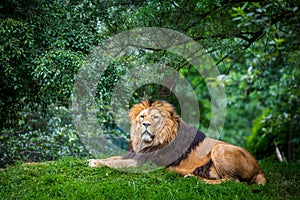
(141, 130), (154, 143)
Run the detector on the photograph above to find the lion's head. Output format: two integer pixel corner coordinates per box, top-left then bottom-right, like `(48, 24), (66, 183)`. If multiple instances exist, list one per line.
(128, 100), (180, 153)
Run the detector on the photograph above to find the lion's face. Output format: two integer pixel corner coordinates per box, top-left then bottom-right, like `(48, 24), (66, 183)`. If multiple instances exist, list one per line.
(128, 100), (180, 153)
(135, 108), (165, 143)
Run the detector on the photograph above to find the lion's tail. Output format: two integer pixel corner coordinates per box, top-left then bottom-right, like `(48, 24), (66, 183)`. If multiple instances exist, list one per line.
(254, 172), (266, 185)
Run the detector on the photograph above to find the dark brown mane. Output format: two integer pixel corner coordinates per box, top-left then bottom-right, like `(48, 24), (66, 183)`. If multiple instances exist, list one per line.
(167, 129), (206, 167)
(123, 120), (205, 167)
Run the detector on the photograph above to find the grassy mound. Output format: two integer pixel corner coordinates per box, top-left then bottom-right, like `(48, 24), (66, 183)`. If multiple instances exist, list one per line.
(1, 158), (299, 199)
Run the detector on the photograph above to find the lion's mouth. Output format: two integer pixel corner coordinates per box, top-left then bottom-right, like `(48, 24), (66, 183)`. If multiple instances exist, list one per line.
(141, 130), (154, 143)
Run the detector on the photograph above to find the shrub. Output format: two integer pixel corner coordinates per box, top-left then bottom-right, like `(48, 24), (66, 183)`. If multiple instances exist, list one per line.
(0, 105), (89, 167)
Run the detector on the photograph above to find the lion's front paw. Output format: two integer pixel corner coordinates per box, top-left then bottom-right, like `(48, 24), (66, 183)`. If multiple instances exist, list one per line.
(184, 174), (194, 178)
(88, 159), (104, 168)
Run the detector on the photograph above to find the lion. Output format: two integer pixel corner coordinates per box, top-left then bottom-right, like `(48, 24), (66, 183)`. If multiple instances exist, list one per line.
(89, 100), (266, 185)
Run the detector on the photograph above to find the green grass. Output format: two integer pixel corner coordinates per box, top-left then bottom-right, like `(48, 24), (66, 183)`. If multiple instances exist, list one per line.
(0, 158), (299, 200)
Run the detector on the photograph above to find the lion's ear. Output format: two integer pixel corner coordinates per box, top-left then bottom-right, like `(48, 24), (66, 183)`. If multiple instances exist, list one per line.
(128, 100), (149, 123)
(159, 101), (180, 123)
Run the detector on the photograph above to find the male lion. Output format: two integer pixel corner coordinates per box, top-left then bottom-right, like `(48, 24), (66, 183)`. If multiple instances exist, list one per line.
(89, 100), (266, 185)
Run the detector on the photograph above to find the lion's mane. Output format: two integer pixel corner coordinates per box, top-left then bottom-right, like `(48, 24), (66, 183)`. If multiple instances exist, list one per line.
(123, 100), (205, 167)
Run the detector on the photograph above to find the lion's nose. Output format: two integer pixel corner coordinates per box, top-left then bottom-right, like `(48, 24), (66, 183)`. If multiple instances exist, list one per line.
(143, 122), (151, 128)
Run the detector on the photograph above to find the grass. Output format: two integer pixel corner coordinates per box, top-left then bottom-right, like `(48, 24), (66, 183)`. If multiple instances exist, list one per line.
(0, 158), (299, 200)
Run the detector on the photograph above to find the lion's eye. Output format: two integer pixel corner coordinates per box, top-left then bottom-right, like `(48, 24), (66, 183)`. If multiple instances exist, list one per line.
(153, 116), (159, 120)
(140, 115), (145, 119)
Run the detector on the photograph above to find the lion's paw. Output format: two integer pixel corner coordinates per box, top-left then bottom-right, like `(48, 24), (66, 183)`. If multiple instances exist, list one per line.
(88, 159), (104, 168)
(184, 174), (194, 178)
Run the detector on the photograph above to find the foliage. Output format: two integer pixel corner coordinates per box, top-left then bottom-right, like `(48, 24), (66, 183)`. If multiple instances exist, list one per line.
(32, 49), (84, 106)
(0, 158), (299, 199)
(227, 1), (300, 160)
(0, 105), (89, 167)
(0, 18), (35, 127)
(0, 0), (299, 166)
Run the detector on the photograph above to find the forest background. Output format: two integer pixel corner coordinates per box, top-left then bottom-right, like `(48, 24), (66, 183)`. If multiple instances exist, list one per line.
(1, 0), (299, 167)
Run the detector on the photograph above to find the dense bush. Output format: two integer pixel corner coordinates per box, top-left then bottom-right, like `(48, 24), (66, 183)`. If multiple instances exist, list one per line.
(0, 105), (89, 167)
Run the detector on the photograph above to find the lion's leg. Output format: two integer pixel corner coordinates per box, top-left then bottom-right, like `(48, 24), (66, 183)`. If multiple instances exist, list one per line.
(102, 159), (137, 168)
(89, 156), (124, 167)
(210, 144), (244, 181)
(210, 144), (266, 184)
(89, 159), (105, 167)
(89, 156), (123, 167)
(208, 163), (225, 181)
(89, 156), (137, 168)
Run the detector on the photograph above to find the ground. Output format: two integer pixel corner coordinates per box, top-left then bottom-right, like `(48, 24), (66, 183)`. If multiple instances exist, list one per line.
(0, 158), (299, 199)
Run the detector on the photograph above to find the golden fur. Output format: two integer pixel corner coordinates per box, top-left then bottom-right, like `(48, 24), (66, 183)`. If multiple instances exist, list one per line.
(128, 100), (179, 153)
(89, 100), (266, 185)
